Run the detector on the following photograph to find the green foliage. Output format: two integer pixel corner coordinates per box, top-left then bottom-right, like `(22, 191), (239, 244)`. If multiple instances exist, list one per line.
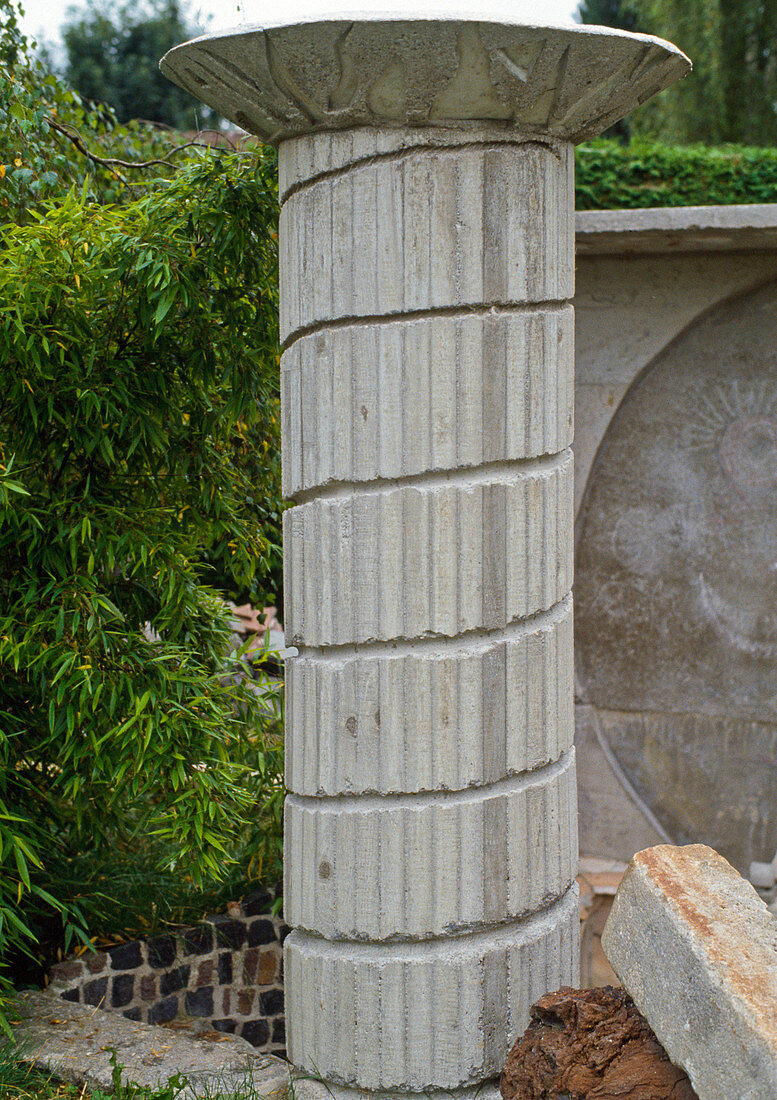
(576, 0), (636, 30)
(576, 138), (777, 208)
(626, 0), (777, 145)
(0, 1046), (283, 1100)
(0, 0), (210, 222)
(0, 0), (284, 1012)
(0, 151), (283, 988)
(62, 0), (211, 129)
(50, 673), (284, 952)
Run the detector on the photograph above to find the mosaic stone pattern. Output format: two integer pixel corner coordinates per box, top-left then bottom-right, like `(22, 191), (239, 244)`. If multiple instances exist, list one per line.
(47, 888), (288, 1056)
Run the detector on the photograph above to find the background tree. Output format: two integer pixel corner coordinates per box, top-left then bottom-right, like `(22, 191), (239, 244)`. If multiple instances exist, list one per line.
(62, 0), (211, 128)
(576, 0), (636, 31)
(621, 0), (777, 144)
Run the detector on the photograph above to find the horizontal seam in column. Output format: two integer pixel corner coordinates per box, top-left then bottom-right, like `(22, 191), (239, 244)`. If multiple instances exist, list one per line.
(289, 591), (572, 660)
(281, 298), (573, 351)
(286, 747), (573, 809)
(286, 883), (578, 953)
(280, 137), (563, 204)
(289, 450), (571, 506)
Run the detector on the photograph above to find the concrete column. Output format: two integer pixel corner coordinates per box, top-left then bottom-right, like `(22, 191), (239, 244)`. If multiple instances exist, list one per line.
(280, 130), (578, 1095)
(161, 14), (689, 1099)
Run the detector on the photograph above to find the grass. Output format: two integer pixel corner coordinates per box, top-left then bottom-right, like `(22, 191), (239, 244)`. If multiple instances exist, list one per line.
(0, 1048), (187, 1100)
(0, 1047), (289, 1100)
(0, 1053), (78, 1100)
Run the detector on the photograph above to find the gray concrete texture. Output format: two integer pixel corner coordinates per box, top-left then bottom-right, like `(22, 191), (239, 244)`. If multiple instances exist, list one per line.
(159, 6), (690, 146)
(14, 991), (288, 1099)
(573, 210), (777, 877)
(160, 11), (690, 1099)
(602, 845), (777, 1100)
(279, 126), (579, 1097)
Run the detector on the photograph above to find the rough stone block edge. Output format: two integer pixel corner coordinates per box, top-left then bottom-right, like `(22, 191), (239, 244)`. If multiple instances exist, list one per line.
(14, 990), (289, 1100)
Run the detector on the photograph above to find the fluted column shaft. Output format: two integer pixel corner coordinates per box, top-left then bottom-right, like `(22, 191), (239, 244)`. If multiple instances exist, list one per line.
(280, 127), (578, 1097)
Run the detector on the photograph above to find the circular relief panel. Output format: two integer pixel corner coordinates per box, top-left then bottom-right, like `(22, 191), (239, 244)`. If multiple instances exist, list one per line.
(576, 280), (777, 872)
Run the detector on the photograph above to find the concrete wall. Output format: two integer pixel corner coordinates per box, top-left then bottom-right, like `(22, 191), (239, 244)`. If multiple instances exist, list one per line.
(574, 205), (777, 875)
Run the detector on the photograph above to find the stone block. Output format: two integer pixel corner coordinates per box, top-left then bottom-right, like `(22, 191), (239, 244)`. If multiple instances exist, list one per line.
(139, 974), (157, 1001)
(285, 602), (573, 797)
(260, 989), (284, 1017)
(109, 941), (143, 971)
(163, 22), (689, 153)
(49, 961), (83, 983)
(148, 995), (179, 1025)
(217, 952), (232, 984)
(247, 918), (277, 946)
(258, 949), (278, 985)
(83, 977), (108, 1008)
(241, 949), (258, 983)
(602, 844), (777, 1100)
(186, 987), (214, 1018)
(285, 888), (579, 1091)
(241, 1019), (270, 1048)
(213, 916), (246, 949)
(195, 959), (213, 986)
(284, 458), (573, 647)
(147, 935), (176, 970)
(111, 973), (135, 1008)
(182, 924), (213, 956)
(159, 964), (190, 996)
(279, 142), (574, 342)
(13, 991), (288, 1098)
(281, 309), (573, 498)
(285, 751), (577, 939)
(85, 951), (108, 975)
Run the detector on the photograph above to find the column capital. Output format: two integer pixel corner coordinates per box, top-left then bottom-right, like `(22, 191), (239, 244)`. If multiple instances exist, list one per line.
(160, 7), (690, 146)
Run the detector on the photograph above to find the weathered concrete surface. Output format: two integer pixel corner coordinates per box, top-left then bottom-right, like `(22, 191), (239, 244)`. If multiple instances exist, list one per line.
(159, 7), (689, 146)
(577, 203), (777, 254)
(14, 990), (289, 1099)
(602, 845), (777, 1100)
(289, 1077), (501, 1100)
(278, 114), (585, 1095)
(274, 124), (583, 1095)
(500, 986), (697, 1100)
(574, 261), (777, 874)
(160, 10), (690, 1099)
(574, 704), (667, 866)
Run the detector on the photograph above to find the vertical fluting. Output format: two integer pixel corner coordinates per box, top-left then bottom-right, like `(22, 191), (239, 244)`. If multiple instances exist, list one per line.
(280, 128), (579, 1096)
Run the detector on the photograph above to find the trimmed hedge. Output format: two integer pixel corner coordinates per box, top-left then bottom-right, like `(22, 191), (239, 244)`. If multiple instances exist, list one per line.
(575, 139), (777, 210)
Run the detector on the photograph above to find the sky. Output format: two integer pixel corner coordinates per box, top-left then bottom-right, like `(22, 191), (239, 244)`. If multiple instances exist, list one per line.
(21, 0), (580, 53)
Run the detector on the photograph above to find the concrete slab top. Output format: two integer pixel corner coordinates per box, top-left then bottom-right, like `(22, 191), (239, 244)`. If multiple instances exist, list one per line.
(576, 203), (777, 255)
(160, 12), (690, 145)
(13, 991), (289, 1100)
